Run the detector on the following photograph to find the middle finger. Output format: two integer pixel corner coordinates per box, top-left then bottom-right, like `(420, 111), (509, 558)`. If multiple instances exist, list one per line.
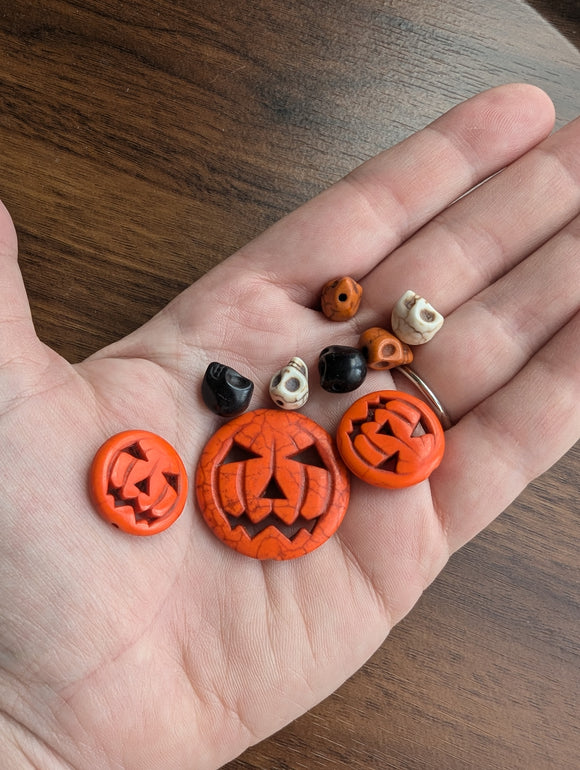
(360, 116), (580, 323)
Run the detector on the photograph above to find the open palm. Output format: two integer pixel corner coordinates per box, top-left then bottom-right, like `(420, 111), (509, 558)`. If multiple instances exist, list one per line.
(1, 84), (579, 769)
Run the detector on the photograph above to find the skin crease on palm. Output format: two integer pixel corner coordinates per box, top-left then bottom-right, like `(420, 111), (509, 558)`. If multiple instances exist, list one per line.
(0, 83), (579, 769)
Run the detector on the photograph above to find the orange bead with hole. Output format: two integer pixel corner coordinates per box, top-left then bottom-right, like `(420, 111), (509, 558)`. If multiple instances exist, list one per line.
(90, 430), (188, 535)
(336, 390), (444, 488)
(359, 327), (413, 370)
(195, 409), (350, 560)
(320, 276), (363, 321)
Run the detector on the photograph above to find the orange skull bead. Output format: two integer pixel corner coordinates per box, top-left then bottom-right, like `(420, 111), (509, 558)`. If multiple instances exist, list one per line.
(359, 327), (413, 370)
(320, 276), (363, 321)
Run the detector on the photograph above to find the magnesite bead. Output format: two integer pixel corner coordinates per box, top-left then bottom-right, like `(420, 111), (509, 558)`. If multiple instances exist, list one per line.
(201, 362), (254, 417)
(195, 409), (350, 560)
(320, 276), (363, 321)
(359, 327), (414, 370)
(318, 345), (367, 393)
(90, 430), (188, 535)
(391, 290), (444, 345)
(336, 390), (445, 488)
(269, 357), (309, 410)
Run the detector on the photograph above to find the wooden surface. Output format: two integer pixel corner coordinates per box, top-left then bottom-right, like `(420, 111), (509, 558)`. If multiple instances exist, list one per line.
(0, 1), (577, 767)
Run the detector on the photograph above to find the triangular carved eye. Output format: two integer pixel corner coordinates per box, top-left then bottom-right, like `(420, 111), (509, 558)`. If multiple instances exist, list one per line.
(287, 445), (326, 469)
(221, 442), (262, 465)
(124, 441), (149, 460)
(377, 421), (395, 437)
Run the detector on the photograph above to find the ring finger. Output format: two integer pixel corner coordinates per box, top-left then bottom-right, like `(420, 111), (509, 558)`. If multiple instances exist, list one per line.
(394, 214), (580, 422)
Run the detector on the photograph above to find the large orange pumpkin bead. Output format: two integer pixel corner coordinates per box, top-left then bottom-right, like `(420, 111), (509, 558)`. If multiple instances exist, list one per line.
(359, 327), (413, 370)
(320, 276), (363, 321)
(196, 409), (350, 560)
(337, 390), (444, 488)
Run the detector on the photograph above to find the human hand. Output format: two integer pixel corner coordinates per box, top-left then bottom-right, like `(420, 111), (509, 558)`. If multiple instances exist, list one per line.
(1, 84), (578, 769)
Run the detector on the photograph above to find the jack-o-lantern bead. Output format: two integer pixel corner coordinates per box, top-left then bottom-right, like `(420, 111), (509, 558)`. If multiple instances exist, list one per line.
(90, 430), (188, 535)
(359, 327), (413, 370)
(196, 409), (350, 560)
(337, 390), (445, 488)
(391, 290), (444, 345)
(320, 276), (363, 321)
(269, 357), (309, 410)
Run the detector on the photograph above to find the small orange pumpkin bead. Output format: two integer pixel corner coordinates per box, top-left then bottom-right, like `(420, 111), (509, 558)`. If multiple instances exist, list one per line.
(337, 390), (445, 488)
(90, 430), (188, 535)
(320, 276), (363, 321)
(359, 327), (413, 370)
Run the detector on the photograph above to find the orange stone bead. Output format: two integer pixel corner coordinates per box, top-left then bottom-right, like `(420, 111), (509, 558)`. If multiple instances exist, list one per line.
(336, 390), (445, 488)
(359, 327), (413, 370)
(90, 430), (188, 535)
(320, 276), (363, 321)
(196, 409), (350, 560)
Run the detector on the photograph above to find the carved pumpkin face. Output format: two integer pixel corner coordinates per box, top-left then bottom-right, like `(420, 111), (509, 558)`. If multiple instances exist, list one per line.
(195, 409), (350, 559)
(337, 390), (445, 488)
(90, 430), (188, 535)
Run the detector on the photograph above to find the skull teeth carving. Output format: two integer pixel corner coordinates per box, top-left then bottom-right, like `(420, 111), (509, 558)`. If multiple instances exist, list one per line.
(391, 290), (444, 345)
(269, 357), (309, 410)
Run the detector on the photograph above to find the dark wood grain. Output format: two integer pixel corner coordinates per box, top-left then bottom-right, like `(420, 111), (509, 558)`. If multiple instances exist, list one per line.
(0, 1), (577, 768)
(527, 0), (580, 46)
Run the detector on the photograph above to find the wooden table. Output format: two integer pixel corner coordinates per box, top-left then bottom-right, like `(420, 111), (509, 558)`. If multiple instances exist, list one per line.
(0, 1), (577, 767)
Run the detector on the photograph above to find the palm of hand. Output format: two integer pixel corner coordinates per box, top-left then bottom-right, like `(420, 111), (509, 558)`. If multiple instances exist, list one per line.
(1, 85), (579, 769)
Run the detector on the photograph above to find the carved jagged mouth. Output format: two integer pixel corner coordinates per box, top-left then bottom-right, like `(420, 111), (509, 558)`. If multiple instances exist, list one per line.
(225, 512), (318, 541)
(108, 472), (180, 522)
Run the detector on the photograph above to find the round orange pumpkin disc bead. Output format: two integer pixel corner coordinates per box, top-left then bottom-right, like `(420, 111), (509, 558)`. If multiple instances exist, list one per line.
(320, 276), (363, 321)
(359, 327), (413, 370)
(196, 409), (350, 560)
(90, 430), (188, 535)
(336, 390), (445, 488)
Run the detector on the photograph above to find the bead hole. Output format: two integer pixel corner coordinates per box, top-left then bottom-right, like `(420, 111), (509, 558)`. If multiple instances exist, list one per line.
(338, 293), (348, 302)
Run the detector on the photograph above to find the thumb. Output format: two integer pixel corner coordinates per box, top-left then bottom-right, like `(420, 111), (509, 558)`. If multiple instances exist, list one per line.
(0, 200), (43, 378)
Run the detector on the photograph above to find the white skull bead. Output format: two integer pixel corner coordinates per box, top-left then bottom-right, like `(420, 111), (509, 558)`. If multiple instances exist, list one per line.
(391, 290), (444, 345)
(269, 357), (309, 410)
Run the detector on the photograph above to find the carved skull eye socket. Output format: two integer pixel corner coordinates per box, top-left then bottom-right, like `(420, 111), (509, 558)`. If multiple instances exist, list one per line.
(421, 309), (435, 322)
(284, 377), (300, 392)
(271, 373), (282, 388)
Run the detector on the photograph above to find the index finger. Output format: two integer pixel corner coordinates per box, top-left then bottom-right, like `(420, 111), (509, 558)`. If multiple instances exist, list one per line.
(238, 84), (555, 304)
